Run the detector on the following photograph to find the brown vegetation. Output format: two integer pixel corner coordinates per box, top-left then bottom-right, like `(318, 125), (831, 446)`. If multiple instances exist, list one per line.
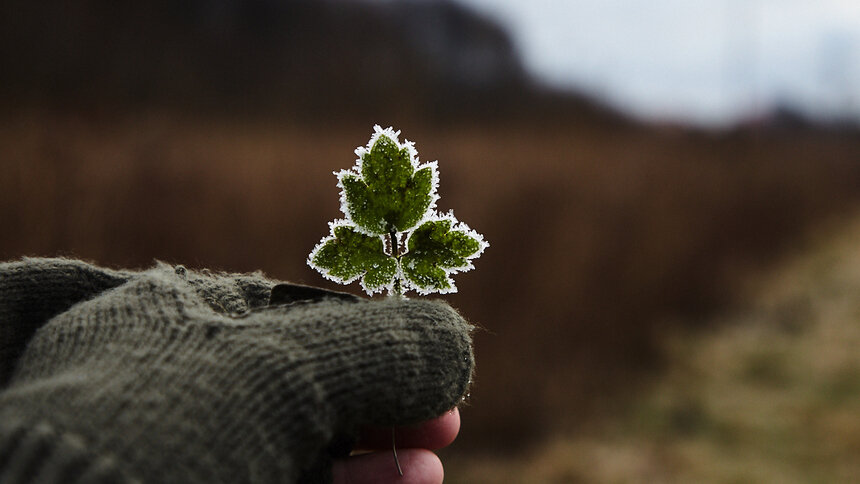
(444, 211), (860, 482)
(3, 110), (859, 451)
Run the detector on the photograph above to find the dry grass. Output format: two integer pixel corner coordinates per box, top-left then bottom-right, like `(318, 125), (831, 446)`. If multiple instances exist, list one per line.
(2, 109), (860, 449)
(444, 214), (860, 482)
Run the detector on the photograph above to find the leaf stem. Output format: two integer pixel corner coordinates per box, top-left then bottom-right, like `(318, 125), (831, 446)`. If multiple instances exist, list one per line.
(390, 229), (403, 297)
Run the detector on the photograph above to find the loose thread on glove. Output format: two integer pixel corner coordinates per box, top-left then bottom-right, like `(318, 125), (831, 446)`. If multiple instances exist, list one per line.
(392, 426), (403, 476)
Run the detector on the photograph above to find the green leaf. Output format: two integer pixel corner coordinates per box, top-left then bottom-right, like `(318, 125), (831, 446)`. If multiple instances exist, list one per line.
(308, 224), (397, 294)
(339, 127), (437, 234)
(401, 217), (487, 294)
(308, 125), (488, 296)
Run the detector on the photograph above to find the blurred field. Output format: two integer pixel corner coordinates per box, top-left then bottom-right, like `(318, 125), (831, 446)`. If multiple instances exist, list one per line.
(2, 109), (860, 456)
(5, 2), (860, 481)
(444, 212), (860, 482)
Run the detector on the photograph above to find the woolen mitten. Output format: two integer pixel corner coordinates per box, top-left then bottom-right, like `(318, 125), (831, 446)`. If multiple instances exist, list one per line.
(0, 258), (474, 483)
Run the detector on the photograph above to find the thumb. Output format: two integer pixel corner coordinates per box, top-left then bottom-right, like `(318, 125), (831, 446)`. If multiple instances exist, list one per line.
(243, 297), (475, 428)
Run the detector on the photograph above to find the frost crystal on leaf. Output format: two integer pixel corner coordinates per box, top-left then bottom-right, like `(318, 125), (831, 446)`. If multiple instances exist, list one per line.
(308, 221), (397, 294)
(308, 125), (487, 296)
(401, 214), (488, 295)
(338, 125), (439, 235)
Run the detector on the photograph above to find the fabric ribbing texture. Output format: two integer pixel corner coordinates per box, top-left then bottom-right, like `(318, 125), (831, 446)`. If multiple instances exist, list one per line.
(0, 258), (474, 483)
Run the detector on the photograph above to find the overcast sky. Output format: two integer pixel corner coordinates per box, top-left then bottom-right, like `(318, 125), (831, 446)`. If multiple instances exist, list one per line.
(457, 0), (860, 126)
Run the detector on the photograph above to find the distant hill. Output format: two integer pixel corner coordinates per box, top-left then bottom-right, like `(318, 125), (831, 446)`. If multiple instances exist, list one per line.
(0, 0), (623, 122)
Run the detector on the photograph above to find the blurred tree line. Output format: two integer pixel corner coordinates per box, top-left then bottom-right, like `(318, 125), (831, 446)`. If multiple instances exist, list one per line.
(0, 0), (622, 123)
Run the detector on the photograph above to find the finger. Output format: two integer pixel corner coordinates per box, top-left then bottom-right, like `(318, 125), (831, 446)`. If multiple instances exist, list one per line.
(355, 408), (460, 451)
(257, 298), (474, 426)
(332, 448), (443, 484)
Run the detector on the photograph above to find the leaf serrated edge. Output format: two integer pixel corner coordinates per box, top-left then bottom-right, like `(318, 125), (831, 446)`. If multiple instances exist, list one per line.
(411, 160), (441, 230)
(370, 258), (404, 298)
(401, 210), (489, 296)
(307, 219), (395, 296)
(334, 171), (381, 235)
(306, 219), (362, 286)
(337, 125), (440, 235)
(353, 125), (418, 174)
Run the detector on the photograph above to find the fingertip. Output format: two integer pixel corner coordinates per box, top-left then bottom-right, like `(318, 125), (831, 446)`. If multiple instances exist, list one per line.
(356, 407), (461, 451)
(423, 407), (460, 450)
(401, 449), (444, 484)
(333, 448), (443, 484)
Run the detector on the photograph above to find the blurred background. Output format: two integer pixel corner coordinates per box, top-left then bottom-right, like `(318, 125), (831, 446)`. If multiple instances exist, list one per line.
(2, 0), (860, 481)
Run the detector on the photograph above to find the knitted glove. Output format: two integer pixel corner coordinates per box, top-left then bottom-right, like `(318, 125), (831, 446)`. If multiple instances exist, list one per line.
(0, 258), (474, 484)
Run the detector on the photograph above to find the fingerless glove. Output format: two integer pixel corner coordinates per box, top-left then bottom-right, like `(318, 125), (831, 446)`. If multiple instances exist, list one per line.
(0, 258), (474, 483)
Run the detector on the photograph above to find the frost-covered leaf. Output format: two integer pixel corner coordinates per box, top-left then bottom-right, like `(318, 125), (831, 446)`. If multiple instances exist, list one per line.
(307, 223), (397, 294)
(338, 126), (438, 235)
(308, 125), (487, 297)
(401, 215), (488, 295)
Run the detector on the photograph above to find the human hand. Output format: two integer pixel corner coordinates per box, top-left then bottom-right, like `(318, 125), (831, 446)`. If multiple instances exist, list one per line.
(0, 258), (474, 484)
(334, 408), (460, 484)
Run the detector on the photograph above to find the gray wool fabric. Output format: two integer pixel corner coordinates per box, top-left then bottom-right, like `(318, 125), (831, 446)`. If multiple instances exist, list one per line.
(0, 258), (474, 484)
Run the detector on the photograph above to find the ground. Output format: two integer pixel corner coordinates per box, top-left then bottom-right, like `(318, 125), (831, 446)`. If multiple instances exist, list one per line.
(446, 213), (860, 483)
